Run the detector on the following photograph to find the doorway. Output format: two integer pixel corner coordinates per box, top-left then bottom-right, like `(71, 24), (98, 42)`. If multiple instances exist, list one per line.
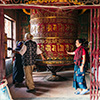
(0, 5), (100, 100)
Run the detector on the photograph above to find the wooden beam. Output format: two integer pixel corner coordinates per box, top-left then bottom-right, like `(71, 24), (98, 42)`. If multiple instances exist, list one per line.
(0, 4), (100, 9)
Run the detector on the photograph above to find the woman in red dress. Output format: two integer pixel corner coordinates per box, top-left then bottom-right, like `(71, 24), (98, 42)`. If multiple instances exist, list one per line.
(66, 39), (89, 95)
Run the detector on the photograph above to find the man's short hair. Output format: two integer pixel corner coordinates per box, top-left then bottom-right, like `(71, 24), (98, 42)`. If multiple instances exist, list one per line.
(24, 33), (33, 40)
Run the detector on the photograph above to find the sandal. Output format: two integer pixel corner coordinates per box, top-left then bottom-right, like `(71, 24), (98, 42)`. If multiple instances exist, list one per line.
(80, 89), (90, 95)
(74, 91), (80, 95)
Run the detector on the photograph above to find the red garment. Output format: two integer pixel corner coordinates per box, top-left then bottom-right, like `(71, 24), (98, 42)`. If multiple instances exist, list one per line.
(74, 46), (86, 66)
(75, 47), (86, 55)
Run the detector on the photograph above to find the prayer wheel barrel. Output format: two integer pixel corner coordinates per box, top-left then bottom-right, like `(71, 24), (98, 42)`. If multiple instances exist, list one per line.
(30, 9), (78, 65)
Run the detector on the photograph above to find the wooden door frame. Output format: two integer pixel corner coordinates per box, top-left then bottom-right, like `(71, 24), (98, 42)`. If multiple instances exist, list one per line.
(0, 4), (100, 100)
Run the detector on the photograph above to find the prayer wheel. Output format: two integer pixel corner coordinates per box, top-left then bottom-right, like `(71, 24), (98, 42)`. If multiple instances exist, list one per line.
(30, 9), (78, 64)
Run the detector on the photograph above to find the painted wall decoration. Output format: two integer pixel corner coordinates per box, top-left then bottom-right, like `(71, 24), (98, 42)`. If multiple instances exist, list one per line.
(3, 0), (99, 5)
(30, 9), (78, 64)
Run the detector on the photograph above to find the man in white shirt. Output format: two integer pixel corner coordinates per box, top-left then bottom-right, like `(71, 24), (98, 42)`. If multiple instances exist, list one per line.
(19, 33), (45, 93)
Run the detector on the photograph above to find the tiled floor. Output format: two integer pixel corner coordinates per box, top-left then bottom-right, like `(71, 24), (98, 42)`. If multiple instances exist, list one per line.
(9, 70), (90, 100)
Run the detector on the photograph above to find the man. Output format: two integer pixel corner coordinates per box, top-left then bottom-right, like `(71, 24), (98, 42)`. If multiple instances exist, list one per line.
(19, 33), (45, 93)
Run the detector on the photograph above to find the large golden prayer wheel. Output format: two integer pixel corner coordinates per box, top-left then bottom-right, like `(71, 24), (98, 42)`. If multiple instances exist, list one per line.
(30, 9), (78, 64)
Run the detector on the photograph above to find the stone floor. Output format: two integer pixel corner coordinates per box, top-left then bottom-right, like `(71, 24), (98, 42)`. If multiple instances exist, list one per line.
(9, 70), (90, 100)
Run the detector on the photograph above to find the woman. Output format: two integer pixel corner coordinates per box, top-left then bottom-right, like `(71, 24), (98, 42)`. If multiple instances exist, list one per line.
(13, 41), (24, 87)
(66, 39), (89, 95)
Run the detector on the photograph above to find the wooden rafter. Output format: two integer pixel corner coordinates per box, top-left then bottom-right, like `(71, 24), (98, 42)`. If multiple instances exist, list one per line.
(0, 4), (100, 9)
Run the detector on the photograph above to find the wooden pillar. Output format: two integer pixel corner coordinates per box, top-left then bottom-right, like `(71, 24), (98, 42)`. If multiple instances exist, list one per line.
(0, 8), (5, 81)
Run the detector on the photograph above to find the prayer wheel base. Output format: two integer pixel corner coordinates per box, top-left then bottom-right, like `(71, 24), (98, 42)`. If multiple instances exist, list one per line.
(46, 75), (66, 81)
